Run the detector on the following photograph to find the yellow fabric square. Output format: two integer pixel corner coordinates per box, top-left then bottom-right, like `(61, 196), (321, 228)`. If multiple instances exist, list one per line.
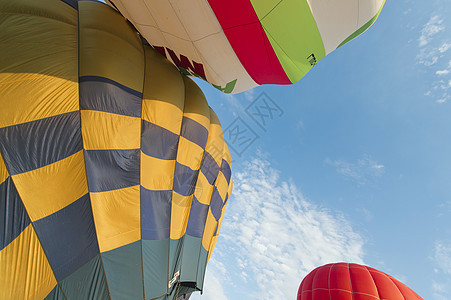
(142, 100), (183, 136)
(90, 185), (140, 253)
(12, 151), (88, 221)
(81, 110), (141, 150)
(141, 152), (175, 190)
(142, 47), (185, 135)
(176, 137), (203, 171)
(215, 172), (229, 201)
(0, 75), (79, 128)
(202, 210), (217, 250)
(194, 172), (213, 205)
(170, 191), (192, 239)
(0, 225), (57, 300)
(204, 117), (225, 167)
(0, 153), (8, 185)
(223, 143), (233, 170)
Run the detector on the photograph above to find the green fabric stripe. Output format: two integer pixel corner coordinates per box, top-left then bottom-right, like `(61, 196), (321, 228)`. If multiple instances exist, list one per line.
(196, 248), (209, 291)
(142, 239), (170, 299)
(59, 255), (109, 300)
(102, 241), (144, 300)
(169, 238), (184, 294)
(250, 0), (325, 83)
(180, 235), (202, 283)
(338, 0), (387, 48)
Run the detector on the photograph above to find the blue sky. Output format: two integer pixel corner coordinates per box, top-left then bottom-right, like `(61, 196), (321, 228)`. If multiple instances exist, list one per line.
(191, 0), (451, 299)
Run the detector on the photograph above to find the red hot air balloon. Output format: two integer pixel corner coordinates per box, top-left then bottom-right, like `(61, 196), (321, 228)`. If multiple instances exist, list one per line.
(298, 263), (423, 300)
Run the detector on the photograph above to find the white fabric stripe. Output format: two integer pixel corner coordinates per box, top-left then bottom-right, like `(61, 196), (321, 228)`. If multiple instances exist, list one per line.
(106, 0), (257, 93)
(306, 0), (384, 55)
(358, 0), (385, 28)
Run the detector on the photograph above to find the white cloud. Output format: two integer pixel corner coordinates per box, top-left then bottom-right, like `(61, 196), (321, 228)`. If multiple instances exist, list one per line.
(436, 69), (449, 75)
(191, 259), (229, 300)
(439, 43), (451, 53)
(325, 155), (385, 185)
(431, 241), (451, 299)
(418, 16), (444, 47)
(416, 16), (451, 104)
(433, 242), (451, 274)
(198, 155), (365, 299)
(416, 16), (447, 66)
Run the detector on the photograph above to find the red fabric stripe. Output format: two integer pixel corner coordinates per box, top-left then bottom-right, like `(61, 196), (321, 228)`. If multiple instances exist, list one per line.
(207, 0), (291, 85)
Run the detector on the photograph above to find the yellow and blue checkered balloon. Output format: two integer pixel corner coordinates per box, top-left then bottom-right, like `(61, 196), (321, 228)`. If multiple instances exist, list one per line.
(0, 0), (232, 299)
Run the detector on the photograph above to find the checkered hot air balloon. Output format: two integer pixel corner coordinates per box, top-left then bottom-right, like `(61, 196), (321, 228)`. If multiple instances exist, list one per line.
(0, 1), (232, 299)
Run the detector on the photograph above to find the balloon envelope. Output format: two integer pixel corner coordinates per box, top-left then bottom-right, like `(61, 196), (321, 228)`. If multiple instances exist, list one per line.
(0, 1), (232, 299)
(106, 0), (386, 93)
(298, 263), (423, 300)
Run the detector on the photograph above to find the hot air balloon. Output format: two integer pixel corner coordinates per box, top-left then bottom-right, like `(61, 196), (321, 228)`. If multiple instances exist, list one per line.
(297, 263), (423, 300)
(0, 0), (232, 299)
(104, 0), (386, 93)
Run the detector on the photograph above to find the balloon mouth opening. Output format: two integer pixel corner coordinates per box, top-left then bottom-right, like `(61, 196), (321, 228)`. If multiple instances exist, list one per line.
(171, 282), (200, 299)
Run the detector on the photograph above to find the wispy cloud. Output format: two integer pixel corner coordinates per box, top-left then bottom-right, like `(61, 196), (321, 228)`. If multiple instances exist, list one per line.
(436, 69), (449, 76)
(433, 241), (451, 275)
(431, 241), (451, 299)
(197, 155), (365, 299)
(418, 16), (444, 47)
(325, 155), (385, 185)
(416, 15), (451, 104)
(192, 259), (229, 300)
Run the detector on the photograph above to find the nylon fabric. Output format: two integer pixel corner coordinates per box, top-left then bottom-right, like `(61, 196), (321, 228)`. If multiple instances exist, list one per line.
(33, 194), (99, 281)
(80, 110), (141, 150)
(142, 239), (170, 299)
(0, 112), (82, 175)
(90, 185), (141, 253)
(79, 76), (143, 118)
(0, 177), (30, 251)
(58, 255), (109, 300)
(338, 1), (387, 48)
(0, 153), (8, 184)
(84, 149), (140, 192)
(102, 241), (144, 299)
(253, 0), (326, 83)
(141, 188), (171, 240)
(12, 150), (89, 222)
(0, 225), (57, 300)
(298, 263), (423, 300)
(208, 0), (291, 85)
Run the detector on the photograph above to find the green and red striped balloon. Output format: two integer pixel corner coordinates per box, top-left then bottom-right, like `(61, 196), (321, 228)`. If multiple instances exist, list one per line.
(106, 0), (386, 93)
